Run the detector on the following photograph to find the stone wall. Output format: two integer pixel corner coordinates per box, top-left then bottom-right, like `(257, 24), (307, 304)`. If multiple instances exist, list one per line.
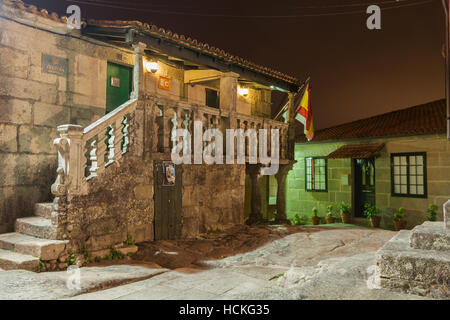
(181, 164), (246, 237)
(0, 5), (134, 232)
(286, 134), (450, 229)
(62, 155), (154, 252)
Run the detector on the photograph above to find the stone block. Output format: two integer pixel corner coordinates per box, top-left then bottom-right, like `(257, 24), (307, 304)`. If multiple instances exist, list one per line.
(0, 75), (57, 104)
(18, 125), (56, 154)
(0, 98), (32, 124)
(0, 124), (17, 152)
(33, 102), (70, 127)
(409, 221), (450, 251)
(0, 46), (29, 79)
(377, 229), (450, 298)
(133, 185), (153, 200)
(117, 245), (138, 256)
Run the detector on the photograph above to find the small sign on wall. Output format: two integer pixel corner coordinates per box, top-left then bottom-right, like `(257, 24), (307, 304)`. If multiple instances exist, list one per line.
(42, 54), (68, 77)
(163, 162), (176, 186)
(110, 76), (121, 87)
(158, 76), (171, 91)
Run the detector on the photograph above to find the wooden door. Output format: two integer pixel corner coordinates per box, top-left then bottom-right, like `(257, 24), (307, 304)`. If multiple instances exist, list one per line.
(354, 158), (376, 217)
(153, 161), (182, 240)
(106, 62), (132, 114)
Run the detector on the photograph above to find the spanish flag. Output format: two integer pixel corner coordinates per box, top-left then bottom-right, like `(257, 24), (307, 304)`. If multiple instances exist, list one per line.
(295, 84), (314, 141)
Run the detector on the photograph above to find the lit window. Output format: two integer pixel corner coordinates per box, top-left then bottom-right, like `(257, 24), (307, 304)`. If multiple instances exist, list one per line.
(305, 157), (327, 192)
(391, 152), (427, 198)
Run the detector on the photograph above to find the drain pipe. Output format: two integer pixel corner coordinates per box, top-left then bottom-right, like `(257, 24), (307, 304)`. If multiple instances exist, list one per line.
(443, 0), (450, 139)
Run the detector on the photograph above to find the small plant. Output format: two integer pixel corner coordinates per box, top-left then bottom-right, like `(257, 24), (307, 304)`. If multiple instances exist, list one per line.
(124, 234), (135, 246)
(207, 228), (223, 234)
(104, 247), (125, 261)
(311, 207), (318, 218)
(67, 253), (76, 266)
(269, 273), (285, 281)
(393, 207), (405, 221)
(363, 203), (381, 218)
(35, 260), (46, 273)
(292, 214), (307, 225)
(338, 201), (351, 214)
(81, 246), (91, 265)
(427, 204), (438, 221)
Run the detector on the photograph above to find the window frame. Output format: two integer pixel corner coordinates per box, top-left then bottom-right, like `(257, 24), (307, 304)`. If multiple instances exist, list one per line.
(205, 88), (219, 109)
(304, 156), (328, 192)
(390, 152), (427, 198)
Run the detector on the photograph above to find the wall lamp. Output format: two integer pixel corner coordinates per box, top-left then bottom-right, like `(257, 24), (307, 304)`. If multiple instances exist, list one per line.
(238, 87), (249, 97)
(144, 60), (159, 73)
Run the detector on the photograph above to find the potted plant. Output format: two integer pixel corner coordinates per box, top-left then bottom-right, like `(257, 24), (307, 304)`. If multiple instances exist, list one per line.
(393, 207), (406, 231)
(325, 205), (336, 224)
(364, 203), (381, 228)
(311, 207), (320, 225)
(427, 204), (437, 221)
(338, 201), (352, 224)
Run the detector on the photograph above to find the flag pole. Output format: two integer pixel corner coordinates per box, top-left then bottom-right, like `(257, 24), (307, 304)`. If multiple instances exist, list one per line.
(273, 76), (310, 121)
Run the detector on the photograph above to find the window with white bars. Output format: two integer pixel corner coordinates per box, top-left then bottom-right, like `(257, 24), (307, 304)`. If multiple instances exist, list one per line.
(391, 152), (427, 198)
(305, 157), (327, 192)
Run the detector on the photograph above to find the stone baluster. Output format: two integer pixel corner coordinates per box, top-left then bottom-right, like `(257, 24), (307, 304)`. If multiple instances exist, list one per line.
(121, 115), (130, 154)
(105, 125), (115, 167)
(87, 138), (98, 179)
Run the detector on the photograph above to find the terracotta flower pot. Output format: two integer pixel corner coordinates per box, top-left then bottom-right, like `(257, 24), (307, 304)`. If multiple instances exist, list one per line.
(326, 217), (336, 224)
(341, 212), (351, 224)
(311, 217), (320, 225)
(394, 219), (405, 231)
(370, 216), (381, 228)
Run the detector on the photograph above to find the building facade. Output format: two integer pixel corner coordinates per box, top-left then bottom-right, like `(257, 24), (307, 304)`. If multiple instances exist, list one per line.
(0, 0), (299, 269)
(286, 99), (450, 229)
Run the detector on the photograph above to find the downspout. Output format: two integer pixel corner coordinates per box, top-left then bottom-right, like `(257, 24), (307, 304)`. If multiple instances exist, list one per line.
(443, 0), (450, 139)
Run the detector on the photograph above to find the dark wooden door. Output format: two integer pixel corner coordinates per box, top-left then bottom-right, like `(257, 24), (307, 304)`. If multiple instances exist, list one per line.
(153, 161), (182, 240)
(354, 158), (376, 217)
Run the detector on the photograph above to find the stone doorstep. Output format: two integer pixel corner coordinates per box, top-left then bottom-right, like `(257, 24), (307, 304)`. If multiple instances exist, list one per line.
(34, 202), (53, 219)
(409, 222), (450, 251)
(0, 248), (40, 271)
(15, 216), (57, 240)
(90, 245), (139, 259)
(377, 230), (450, 297)
(0, 232), (67, 260)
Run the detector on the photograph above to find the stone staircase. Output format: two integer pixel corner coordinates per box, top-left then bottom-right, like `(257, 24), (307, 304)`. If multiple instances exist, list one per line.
(0, 203), (68, 271)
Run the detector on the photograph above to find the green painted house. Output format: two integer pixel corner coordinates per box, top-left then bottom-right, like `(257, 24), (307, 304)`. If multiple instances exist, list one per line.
(286, 99), (449, 229)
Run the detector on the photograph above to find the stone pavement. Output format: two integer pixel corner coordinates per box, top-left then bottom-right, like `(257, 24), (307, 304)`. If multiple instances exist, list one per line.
(0, 227), (439, 300)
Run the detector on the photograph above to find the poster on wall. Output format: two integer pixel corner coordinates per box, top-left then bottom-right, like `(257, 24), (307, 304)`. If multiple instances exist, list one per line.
(42, 54), (68, 77)
(163, 162), (175, 186)
(158, 76), (171, 91)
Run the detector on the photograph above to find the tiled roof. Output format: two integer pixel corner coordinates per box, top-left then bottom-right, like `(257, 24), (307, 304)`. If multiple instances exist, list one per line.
(296, 99), (447, 142)
(327, 143), (385, 159)
(2, 0), (300, 86)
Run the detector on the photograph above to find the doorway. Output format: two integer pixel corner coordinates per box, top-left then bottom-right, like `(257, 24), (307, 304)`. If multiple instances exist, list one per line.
(354, 158), (375, 217)
(106, 62), (132, 114)
(153, 161), (182, 240)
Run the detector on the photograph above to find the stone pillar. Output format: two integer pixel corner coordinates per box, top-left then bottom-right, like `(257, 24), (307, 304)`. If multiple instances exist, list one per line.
(287, 92), (296, 160)
(131, 42), (147, 100)
(445, 200), (450, 229)
(274, 162), (295, 224)
(246, 164), (264, 225)
(220, 72), (239, 113)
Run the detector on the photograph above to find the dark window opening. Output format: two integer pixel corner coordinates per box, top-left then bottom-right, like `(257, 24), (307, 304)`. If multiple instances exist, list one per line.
(206, 88), (219, 108)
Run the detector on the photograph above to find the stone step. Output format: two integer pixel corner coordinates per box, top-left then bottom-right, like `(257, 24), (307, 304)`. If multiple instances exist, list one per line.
(15, 217), (56, 240)
(377, 230), (450, 298)
(0, 233), (67, 260)
(34, 203), (53, 219)
(0, 248), (40, 271)
(409, 221), (450, 251)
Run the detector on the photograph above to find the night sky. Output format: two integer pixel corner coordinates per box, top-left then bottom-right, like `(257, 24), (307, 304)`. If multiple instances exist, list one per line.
(22, 0), (446, 130)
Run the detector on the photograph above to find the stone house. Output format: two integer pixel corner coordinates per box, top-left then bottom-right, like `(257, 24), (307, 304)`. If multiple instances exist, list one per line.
(286, 99), (450, 229)
(0, 0), (298, 270)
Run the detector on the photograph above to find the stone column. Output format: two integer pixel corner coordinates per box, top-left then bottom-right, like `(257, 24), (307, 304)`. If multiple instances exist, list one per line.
(274, 162), (294, 224)
(131, 42), (147, 100)
(287, 92), (296, 160)
(246, 164), (264, 225)
(445, 200), (450, 229)
(219, 72), (239, 112)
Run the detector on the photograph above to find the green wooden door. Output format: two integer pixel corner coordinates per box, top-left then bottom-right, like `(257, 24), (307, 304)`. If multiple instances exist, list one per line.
(153, 161), (182, 240)
(106, 62), (132, 114)
(354, 158), (376, 217)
